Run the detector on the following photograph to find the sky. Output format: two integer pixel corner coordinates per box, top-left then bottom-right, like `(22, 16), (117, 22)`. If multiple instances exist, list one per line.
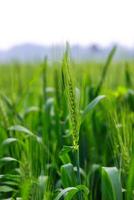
(0, 0), (134, 50)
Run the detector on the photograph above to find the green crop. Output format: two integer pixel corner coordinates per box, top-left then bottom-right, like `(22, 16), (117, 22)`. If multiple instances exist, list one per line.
(0, 45), (134, 199)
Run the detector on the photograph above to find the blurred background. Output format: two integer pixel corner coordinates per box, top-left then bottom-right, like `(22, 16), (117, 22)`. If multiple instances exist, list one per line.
(0, 0), (134, 62)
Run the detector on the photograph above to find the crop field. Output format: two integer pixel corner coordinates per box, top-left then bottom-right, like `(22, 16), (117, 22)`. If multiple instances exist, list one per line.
(0, 46), (134, 199)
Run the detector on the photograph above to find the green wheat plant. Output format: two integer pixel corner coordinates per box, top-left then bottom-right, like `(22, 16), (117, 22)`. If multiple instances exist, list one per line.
(60, 43), (106, 199)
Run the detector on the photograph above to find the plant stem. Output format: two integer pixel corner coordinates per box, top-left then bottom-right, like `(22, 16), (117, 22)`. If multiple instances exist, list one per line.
(76, 148), (82, 200)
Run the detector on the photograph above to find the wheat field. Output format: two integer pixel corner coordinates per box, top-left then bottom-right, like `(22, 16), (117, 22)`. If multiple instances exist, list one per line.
(0, 46), (134, 199)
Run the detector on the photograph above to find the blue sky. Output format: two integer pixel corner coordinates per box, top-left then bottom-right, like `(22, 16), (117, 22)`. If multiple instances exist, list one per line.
(0, 0), (134, 49)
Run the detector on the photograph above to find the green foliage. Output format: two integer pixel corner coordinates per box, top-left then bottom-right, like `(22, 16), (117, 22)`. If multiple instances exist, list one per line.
(0, 46), (134, 199)
(101, 167), (123, 200)
(54, 185), (89, 200)
(61, 163), (77, 187)
(81, 95), (106, 122)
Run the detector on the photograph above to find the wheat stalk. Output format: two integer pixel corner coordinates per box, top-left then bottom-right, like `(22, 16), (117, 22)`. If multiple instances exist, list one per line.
(62, 43), (82, 199)
(62, 44), (80, 150)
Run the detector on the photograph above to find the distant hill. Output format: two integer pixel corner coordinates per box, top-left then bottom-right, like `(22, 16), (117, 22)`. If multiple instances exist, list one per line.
(0, 43), (134, 62)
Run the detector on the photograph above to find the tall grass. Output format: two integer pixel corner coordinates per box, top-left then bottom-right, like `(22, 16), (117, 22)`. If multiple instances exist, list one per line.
(0, 46), (134, 199)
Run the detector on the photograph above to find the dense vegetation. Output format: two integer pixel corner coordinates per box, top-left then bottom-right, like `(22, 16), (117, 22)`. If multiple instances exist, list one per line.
(0, 46), (134, 199)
